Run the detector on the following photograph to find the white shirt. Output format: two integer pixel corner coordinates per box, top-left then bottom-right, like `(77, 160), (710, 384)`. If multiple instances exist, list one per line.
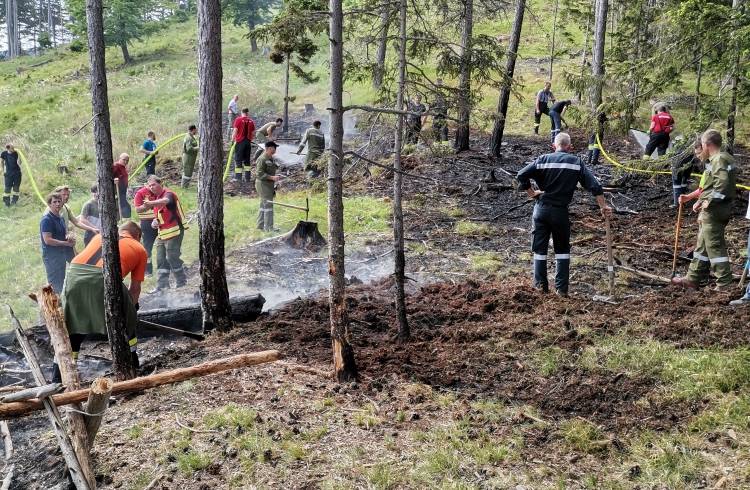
(227, 99), (238, 114)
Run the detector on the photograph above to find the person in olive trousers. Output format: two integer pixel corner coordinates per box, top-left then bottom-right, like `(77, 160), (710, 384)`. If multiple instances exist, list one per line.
(255, 141), (281, 232)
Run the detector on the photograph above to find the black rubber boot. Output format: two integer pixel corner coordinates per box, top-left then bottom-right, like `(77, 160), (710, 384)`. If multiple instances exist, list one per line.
(51, 363), (62, 384)
(131, 351), (140, 370)
(2, 196), (9, 207)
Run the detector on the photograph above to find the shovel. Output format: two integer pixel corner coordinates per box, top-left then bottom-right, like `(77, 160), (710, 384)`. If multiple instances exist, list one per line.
(671, 201), (684, 278)
(269, 197), (327, 250)
(740, 259), (749, 290)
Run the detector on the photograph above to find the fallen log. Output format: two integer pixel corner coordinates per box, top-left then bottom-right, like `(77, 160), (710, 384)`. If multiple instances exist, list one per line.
(0, 350), (281, 418)
(39, 286), (96, 489)
(84, 378), (113, 446)
(138, 294), (266, 333)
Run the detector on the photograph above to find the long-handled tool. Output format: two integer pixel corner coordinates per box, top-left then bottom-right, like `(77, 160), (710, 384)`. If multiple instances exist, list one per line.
(740, 259), (749, 290)
(605, 215), (615, 298)
(269, 197), (310, 221)
(115, 180), (123, 222)
(671, 201), (684, 278)
(137, 319), (205, 341)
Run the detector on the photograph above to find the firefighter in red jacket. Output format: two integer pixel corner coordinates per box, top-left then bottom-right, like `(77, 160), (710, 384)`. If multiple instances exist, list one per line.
(142, 175), (188, 291)
(644, 105), (675, 158)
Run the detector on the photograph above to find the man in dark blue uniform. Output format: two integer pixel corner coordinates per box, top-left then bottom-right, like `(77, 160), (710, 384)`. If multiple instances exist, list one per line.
(517, 132), (612, 296)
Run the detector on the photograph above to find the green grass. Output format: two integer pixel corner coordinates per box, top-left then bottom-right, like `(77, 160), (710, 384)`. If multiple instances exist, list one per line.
(561, 418), (608, 454)
(454, 220), (493, 236)
(469, 252), (504, 273)
(203, 403), (258, 431)
(579, 336), (750, 401)
(176, 450), (213, 474)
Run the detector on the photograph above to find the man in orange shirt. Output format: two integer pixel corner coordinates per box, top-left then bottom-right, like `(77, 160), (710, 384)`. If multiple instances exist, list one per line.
(54, 221), (147, 382)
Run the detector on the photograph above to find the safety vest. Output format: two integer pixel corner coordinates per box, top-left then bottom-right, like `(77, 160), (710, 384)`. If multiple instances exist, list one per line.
(134, 187), (156, 220)
(154, 189), (187, 240)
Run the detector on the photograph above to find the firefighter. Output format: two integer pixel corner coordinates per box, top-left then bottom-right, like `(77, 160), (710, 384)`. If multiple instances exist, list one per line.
(255, 141), (281, 232)
(406, 94), (426, 145)
(181, 124), (199, 188)
(2, 144), (21, 206)
(142, 175), (188, 291)
(670, 139), (702, 208)
(517, 132), (612, 296)
(54, 221), (147, 382)
(432, 79), (449, 142)
(232, 108), (256, 182)
(226, 94), (239, 142)
(672, 130), (736, 290)
(297, 120), (325, 177)
(254, 118), (283, 161)
(587, 111), (608, 166)
(644, 105), (674, 158)
(534, 81), (555, 135)
(133, 184), (157, 275)
(112, 153), (132, 218)
(549, 99), (571, 143)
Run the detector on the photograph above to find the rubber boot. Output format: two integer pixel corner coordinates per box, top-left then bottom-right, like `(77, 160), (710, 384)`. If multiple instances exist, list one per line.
(533, 258), (549, 293)
(51, 362), (62, 384)
(181, 176), (191, 189)
(131, 351), (140, 370)
(10, 194), (18, 205)
(2, 196), (9, 207)
(145, 260), (153, 276)
(244, 170), (253, 183)
(174, 267), (187, 288)
(157, 269), (171, 290)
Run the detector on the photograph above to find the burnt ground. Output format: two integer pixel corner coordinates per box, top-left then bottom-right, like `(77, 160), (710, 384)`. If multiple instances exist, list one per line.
(4, 128), (750, 489)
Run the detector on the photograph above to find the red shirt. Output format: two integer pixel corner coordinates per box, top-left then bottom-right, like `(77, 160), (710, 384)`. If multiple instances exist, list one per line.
(113, 162), (129, 187)
(233, 115), (256, 143)
(650, 111), (674, 134)
(133, 186), (156, 220)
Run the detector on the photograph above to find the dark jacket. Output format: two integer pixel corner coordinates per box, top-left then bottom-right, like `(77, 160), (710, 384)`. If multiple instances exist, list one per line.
(517, 151), (603, 207)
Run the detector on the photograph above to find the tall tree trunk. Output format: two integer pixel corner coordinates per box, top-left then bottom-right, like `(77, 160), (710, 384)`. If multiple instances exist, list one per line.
(7, 0), (19, 58)
(548, 0), (558, 78)
(591, 0), (608, 112)
(372, 4), (390, 89)
(693, 49), (703, 116)
(454, 0), (473, 152)
(624, 1), (644, 130)
(197, 0), (233, 332)
(86, 0), (135, 381)
(328, 0), (357, 382)
(577, 14), (590, 102)
(726, 0), (742, 154)
(120, 42), (131, 63)
(392, 0), (409, 341)
(248, 17), (257, 52)
(489, 0), (525, 157)
(283, 55), (290, 134)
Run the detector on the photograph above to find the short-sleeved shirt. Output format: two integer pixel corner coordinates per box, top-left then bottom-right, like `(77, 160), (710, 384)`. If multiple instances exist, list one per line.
(551, 100), (571, 113)
(72, 233), (148, 282)
(134, 186), (156, 220)
(143, 139), (157, 154)
(536, 89), (554, 104)
(81, 198), (101, 229)
(1, 150), (21, 174)
(60, 204), (75, 231)
(228, 99), (239, 114)
(113, 162), (129, 187)
(233, 115), (256, 143)
(40, 210), (68, 253)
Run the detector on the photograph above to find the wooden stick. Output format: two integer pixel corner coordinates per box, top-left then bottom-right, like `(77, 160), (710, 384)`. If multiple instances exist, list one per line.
(0, 421), (11, 460)
(614, 264), (672, 284)
(0, 350), (281, 418)
(8, 306), (92, 490)
(671, 201), (684, 278)
(84, 378), (113, 446)
(0, 383), (63, 403)
(39, 287), (96, 489)
(605, 216), (615, 297)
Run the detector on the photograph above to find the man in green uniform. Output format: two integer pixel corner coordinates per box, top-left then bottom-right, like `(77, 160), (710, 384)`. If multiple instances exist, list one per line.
(297, 120), (326, 177)
(672, 129), (737, 290)
(181, 124), (199, 188)
(255, 141), (281, 232)
(432, 79), (449, 142)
